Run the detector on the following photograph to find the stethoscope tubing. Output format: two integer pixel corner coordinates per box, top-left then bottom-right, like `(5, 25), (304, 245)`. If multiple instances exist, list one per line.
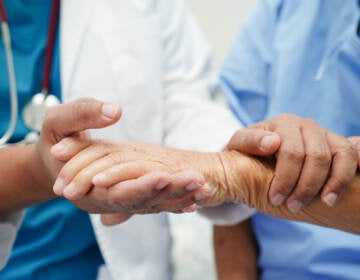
(0, 0), (60, 146)
(0, 8), (18, 146)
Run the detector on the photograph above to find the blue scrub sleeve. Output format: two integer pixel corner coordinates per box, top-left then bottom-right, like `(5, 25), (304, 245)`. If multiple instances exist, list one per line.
(220, 0), (280, 126)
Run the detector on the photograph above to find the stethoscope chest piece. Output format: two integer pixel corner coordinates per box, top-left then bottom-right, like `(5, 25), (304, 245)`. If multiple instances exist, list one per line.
(22, 92), (60, 132)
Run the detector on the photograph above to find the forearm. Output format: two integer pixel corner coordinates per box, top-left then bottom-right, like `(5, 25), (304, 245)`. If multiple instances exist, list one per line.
(215, 151), (360, 234)
(214, 220), (258, 280)
(0, 145), (55, 215)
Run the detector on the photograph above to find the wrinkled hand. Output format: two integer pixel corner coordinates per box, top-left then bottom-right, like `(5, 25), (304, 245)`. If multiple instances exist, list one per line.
(51, 138), (215, 217)
(227, 114), (358, 212)
(32, 98), (121, 198)
(71, 170), (207, 225)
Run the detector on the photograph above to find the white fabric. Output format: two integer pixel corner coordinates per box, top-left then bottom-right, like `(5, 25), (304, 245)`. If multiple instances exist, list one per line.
(97, 265), (113, 280)
(60, 0), (253, 279)
(0, 211), (23, 270)
(198, 203), (256, 226)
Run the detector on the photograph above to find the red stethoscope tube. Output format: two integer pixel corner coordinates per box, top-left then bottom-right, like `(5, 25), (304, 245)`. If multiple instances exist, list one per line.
(0, 0), (8, 23)
(42, 0), (60, 93)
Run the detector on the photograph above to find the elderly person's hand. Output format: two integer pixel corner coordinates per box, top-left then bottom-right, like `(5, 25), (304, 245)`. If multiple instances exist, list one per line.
(226, 114), (359, 212)
(69, 170), (208, 225)
(50, 138), (221, 214)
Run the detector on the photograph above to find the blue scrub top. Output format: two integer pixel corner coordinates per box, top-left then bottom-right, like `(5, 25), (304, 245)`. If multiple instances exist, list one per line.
(221, 0), (360, 279)
(0, 1), (103, 279)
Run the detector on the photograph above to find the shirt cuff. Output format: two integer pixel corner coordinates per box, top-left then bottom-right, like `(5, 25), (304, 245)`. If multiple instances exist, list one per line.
(0, 211), (23, 270)
(197, 203), (255, 226)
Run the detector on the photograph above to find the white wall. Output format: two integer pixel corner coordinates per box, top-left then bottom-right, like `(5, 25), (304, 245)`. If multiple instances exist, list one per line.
(186, 0), (255, 66)
(170, 1), (255, 280)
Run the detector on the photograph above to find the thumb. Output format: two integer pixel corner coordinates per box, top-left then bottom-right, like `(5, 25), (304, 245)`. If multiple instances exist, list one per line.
(43, 98), (121, 139)
(227, 128), (280, 156)
(100, 213), (132, 226)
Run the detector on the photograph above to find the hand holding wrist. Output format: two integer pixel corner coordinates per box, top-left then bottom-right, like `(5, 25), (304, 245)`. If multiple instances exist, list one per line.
(197, 150), (274, 207)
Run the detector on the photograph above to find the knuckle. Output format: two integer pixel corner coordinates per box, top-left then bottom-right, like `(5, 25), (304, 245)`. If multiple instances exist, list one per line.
(271, 176), (294, 195)
(71, 98), (98, 123)
(129, 203), (141, 211)
(277, 113), (296, 123)
(282, 146), (304, 161)
(136, 205), (159, 214)
(303, 118), (318, 127)
(58, 169), (72, 184)
(77, 167), (92, 179)
(106, 196), (117, 208)
(104, 152), (121, 164)
(335, 144), (359, 165)
(296, 185), (318, 200)
(341, 144), (358, 159)
(328, 175), (351, 191)
(307, 150), (331, 166)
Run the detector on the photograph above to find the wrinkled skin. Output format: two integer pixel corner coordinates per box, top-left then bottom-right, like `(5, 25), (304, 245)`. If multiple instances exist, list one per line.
(53, 137), (360, 233)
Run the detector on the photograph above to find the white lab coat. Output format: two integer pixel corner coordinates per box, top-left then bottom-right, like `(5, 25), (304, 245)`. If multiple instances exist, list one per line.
(0, 212), (22, 269)
(0, 0), (254, 277)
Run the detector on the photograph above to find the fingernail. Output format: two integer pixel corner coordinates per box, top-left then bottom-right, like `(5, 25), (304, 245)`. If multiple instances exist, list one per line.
(323, 192), (338, 207)
(288, 200), (304, 213)
(53, 178), (65, 196)
(271, 193), (286, 206)
(194, 185), (211, 201)
(185, 183), (202, 191)
(156, 181), (168, 190)
(63, 182), (77, 198)
(260, 135), (278, 151)
(93, 173), (108, 185)
(102, 103), (120, 119)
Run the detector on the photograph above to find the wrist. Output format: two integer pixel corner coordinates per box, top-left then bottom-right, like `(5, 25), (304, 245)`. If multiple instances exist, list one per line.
(176, 150), (231, 205)
(29, 143), (57, 201)
(214, 151), (274, 207)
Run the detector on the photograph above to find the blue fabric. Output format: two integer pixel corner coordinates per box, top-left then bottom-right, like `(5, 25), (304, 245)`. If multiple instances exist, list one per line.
(221, 0), (360, 279)
(0, 1), (103, 279)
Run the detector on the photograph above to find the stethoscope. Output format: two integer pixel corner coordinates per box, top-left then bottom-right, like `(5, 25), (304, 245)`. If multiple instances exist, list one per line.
(0, 0), (61, 146)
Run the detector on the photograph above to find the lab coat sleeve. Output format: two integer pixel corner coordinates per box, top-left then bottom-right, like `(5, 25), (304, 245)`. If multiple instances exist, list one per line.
(197, 203), (256, 226)
(0, 211), (23, 269)
(157, 0), (255, 224)
(159, 0), (241, 152)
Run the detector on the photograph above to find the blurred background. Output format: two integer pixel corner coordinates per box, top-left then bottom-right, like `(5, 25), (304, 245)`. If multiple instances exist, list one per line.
(187, 0), (255, 67)
(170, 1), (255, 279)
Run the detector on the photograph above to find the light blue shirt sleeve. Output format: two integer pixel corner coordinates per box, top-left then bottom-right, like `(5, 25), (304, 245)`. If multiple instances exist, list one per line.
(220, 0), (280, 126)
(220, 0), (360, 279)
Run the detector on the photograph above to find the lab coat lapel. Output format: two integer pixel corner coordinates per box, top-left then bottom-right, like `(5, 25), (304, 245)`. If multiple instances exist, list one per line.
(60, 0), (95, 99)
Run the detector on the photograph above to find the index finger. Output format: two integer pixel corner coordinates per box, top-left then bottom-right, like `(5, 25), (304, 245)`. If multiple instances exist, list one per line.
(269, 126), (305, 207)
